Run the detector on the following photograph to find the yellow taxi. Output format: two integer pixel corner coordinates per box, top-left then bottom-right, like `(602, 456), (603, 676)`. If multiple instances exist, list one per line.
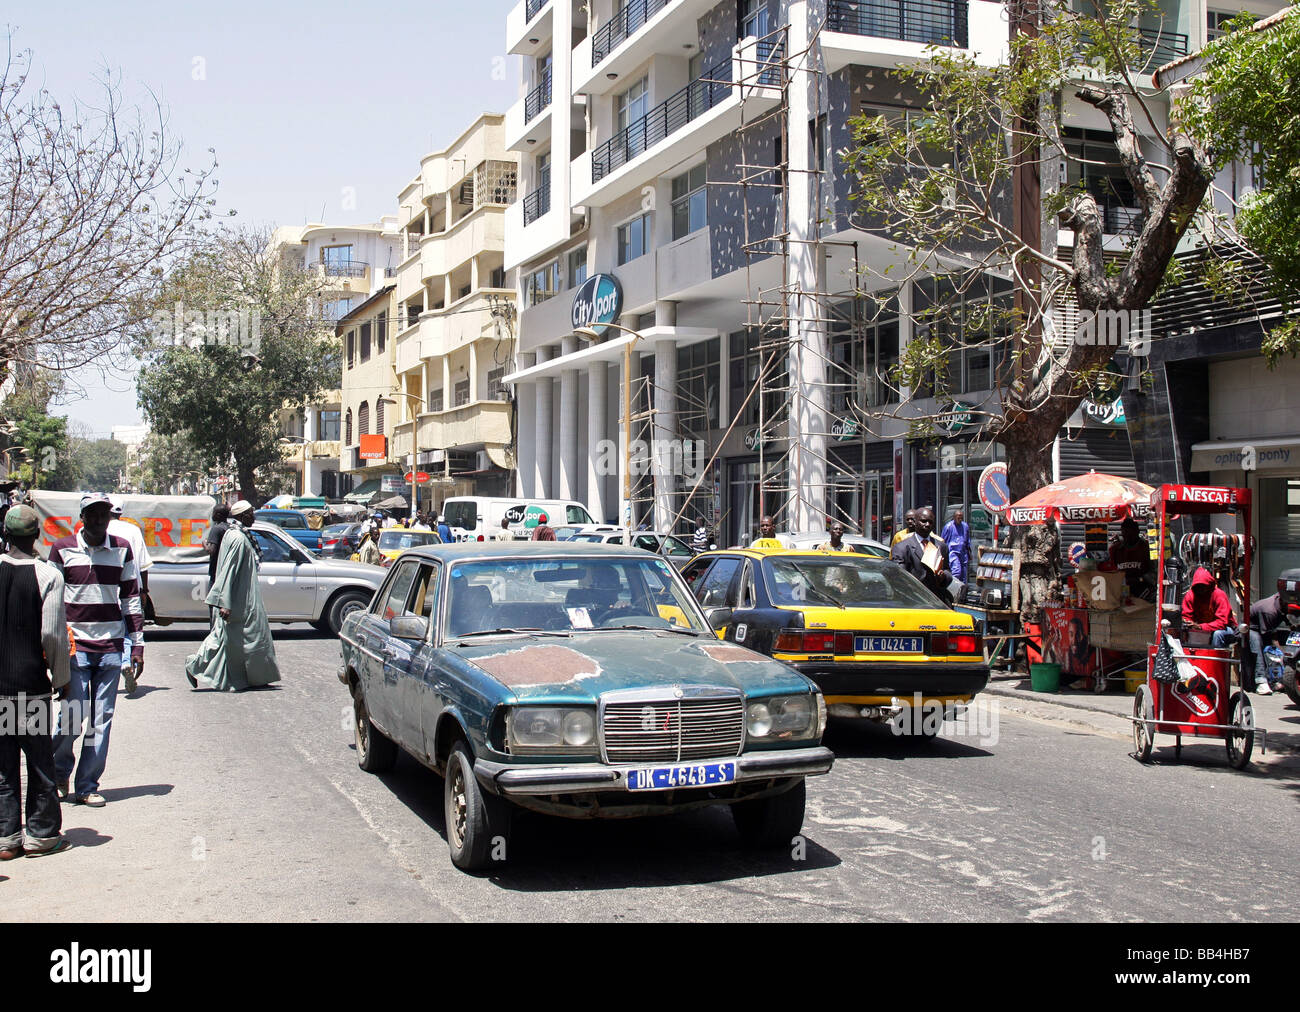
(374, 527), (442, 563)
(680, 548), (988, 735)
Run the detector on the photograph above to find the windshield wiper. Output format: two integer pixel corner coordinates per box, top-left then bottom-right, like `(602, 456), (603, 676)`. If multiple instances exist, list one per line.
(587, 624), (702, 635)
(784, 562), (846, 609)
(452, 628), (571, 642)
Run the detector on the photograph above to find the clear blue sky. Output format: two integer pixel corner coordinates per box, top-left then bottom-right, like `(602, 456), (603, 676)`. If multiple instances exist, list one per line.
(18, 0), (517, 436)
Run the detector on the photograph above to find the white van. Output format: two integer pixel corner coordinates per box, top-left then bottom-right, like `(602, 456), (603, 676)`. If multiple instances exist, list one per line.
(440, 497), (599, 541)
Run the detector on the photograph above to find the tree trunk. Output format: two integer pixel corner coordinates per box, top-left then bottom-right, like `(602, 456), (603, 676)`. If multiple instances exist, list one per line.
(236, 460), (259, 504)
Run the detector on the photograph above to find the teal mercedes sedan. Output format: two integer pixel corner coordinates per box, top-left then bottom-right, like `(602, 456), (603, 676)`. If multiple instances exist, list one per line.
(338, 542), (833, 871)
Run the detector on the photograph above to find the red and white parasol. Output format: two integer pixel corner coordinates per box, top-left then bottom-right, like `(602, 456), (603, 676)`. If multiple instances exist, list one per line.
(1005, 471), (1154, 525)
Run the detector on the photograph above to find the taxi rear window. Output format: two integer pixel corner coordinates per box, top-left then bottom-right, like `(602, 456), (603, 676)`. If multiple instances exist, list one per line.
(766, 556), (943, 609)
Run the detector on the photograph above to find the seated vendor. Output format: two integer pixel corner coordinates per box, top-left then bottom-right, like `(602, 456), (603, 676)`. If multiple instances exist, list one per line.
(1181, 566), (1235, 648)
(1107, 518), (1154, 600)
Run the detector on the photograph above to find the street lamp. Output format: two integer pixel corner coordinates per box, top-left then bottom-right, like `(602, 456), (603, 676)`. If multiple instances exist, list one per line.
(378, 392), (427, 520)
(574, 322), (643, 546)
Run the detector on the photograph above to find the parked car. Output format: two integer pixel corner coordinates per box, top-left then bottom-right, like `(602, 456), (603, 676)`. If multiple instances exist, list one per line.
(569, 529), (699, 569)
(777, 532), (891, 559)
(552, 524), (622, 541)
(440, 496), (599, 542)
(681, 547), (989, 735)
(374, 526), (443, 563)
(321, 522), (363, 559)
(338, 542), (834, 871)
(149, 522), (384, 635)
(254, 508), (324, 553)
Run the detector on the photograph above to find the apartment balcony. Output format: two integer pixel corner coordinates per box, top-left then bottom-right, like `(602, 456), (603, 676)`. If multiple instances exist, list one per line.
(507, 0), (553, 57)
(1076, 25), (1189, 69)
(822, 0), (1007, 71)
(573, 38), (782, 209)
(523, 166), (551, 226)
(319, 259), (369, 279)
(415, 400), (512, 455)
(279, 440), (342, 463)
(506, 68), (570, 152)
(392, 421), (415, 461)
(573, 0), (715, 97)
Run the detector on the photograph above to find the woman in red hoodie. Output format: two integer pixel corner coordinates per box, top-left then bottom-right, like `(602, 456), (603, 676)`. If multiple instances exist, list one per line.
(1181, 567), (1235, 648)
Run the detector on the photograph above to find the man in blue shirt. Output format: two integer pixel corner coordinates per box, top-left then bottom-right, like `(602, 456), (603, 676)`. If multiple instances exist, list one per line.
(941, 508), (971, 582)
(436, 514), (452, 544)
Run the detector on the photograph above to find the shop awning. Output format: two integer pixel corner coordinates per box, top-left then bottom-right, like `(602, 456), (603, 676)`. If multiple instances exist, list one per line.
(1190, 437), (1300, 473)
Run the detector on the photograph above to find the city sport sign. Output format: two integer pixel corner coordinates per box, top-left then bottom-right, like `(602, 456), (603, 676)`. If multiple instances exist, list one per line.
(571, 274), (623, 338)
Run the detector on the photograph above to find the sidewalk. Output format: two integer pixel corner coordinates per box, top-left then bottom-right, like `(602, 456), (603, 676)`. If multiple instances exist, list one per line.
(984, 671), (1300, 761)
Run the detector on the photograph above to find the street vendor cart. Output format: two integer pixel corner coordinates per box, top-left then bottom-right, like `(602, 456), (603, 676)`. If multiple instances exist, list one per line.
(1131, 484), (1266, 769)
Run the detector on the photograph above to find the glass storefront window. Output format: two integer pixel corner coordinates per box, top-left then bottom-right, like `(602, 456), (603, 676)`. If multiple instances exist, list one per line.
(1258, 476), (1300, 590)
(912, 439), (1005, 543)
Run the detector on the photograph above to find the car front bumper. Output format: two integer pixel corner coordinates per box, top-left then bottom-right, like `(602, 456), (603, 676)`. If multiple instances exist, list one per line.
(473, 746), (835, 798)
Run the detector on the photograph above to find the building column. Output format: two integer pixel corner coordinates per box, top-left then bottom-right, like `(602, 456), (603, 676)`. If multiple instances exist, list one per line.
(534, 346), (553, 497)
(516, 351), (537, 497)
(653, 337), (678, 531)
(558, 335), (580, 501)
(587, 362), (610, 523)
(788, 0), (829, 534)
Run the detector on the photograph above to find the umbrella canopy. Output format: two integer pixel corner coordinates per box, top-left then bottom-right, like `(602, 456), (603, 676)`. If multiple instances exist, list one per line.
(372, 495), (410, 511)
(1006, 472), (1154, 525)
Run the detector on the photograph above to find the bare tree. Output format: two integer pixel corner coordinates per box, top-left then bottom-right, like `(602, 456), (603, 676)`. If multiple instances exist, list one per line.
(0, 38), (218, 401)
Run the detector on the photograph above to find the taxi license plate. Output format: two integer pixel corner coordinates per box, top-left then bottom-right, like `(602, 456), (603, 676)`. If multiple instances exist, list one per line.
(855, 636), (924, 653)
(1287, 632), (1300, 646)
(626, 761), (736, 792)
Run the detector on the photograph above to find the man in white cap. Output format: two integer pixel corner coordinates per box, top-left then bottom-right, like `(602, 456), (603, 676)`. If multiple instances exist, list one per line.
(185, 500), (280, 691)
(108, 500), (151, 695)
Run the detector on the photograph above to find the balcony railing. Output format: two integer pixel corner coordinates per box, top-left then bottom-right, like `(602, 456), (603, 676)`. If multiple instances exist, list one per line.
(1077, 26), (1189, 68)
(524, 66), (553, 123)
(825, 0), (969, 49)
(592, 0), (673, 66)
(592, 58), (732, 184)
(320, 259), (369, 278)
(526, 0), (548, 22)
(523, 166), (551, 225)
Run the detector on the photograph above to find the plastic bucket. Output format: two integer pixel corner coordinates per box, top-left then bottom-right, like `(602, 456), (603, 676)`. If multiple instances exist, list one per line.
(1029, 662), (1061, 692)
(1123, 669), (1146, 693)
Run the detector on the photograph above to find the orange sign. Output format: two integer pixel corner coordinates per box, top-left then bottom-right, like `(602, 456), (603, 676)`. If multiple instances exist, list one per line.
(359, 434), (387, 461)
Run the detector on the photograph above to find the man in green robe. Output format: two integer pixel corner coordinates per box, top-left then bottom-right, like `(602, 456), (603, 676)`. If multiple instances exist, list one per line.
(185, 500), (280, 691)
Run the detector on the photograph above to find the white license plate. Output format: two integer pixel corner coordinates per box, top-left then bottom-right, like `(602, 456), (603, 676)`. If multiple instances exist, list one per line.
(856, 636), (924, 653)
(1287, 632), (1300, 646)
(626, 761), (736, 792)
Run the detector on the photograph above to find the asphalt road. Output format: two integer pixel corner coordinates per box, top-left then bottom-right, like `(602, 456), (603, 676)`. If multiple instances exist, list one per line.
(3, 624), (1297, 922)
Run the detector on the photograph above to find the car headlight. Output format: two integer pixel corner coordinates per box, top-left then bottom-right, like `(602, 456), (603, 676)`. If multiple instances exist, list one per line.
(507, 707), (598, 754)
(747, 694), (817, 742)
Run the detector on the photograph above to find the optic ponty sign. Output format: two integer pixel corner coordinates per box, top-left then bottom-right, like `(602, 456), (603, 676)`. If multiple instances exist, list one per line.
(571, 274), (623, 337)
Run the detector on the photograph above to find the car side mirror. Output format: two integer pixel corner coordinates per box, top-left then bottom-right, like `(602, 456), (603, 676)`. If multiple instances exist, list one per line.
(705, 607), (733, 631)
(390, 615), (429, 641)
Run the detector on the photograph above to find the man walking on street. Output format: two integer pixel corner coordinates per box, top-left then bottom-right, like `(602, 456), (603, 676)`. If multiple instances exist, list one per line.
(50, 492), (144, 808)
(436, 513), (452, 544)
(891, 509), (917, 547)
(108, 501), (152, 695)
(892, 507), (953, 604)
(941, 509), (971, 582)
(0, 506), (72, 859)
(203, 504), (231, 629)
(186, 501), (281, 692)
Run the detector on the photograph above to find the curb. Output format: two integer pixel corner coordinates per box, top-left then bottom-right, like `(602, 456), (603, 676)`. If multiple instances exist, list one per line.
(983, 681), (1130, 721)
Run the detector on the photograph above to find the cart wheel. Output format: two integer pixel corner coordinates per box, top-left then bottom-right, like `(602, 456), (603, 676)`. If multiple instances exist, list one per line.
(1133, 685), (1154, 762)
(1225, 692), (1254, 770)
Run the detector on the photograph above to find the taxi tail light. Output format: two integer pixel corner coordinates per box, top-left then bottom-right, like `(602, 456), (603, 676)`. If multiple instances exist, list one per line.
(774, 630), (803, 652)
(834, 632), (854, 655)
(802, 632), (837, 654)
(950, 633), (981, 654)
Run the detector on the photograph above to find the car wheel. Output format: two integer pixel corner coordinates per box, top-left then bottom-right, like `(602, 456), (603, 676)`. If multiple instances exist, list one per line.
(731, 779), (806, 849)
(444, 740), (510, 872)
(326, 589), (371, 637)
(1225, 692), (1254, 770)
(353, 687), (397, 773)
(1282, 664), (1300, 707)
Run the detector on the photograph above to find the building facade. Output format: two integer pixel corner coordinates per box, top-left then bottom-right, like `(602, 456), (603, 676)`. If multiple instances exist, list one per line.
(502, 0), (1285, 550)
(270, 219), (401, 499)
(386, 114), (520, 508)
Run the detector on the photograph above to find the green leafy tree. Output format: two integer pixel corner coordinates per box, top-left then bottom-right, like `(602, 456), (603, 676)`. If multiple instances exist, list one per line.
(131, 429), (204, 495)
(136, 226), (337, 501)
(5, 407), (75, 489)
(66, 428), (129, 491)
(1181, 8), (1300, 360)
(841, 0), (1218, 614)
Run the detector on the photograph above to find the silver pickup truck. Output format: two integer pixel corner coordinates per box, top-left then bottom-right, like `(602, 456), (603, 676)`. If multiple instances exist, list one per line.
(148, 522), (385, 635)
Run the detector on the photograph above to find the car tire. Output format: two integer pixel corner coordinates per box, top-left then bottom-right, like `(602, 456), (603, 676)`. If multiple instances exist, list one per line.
(354, 687), (397, 773)
(444, 740), (510, 872)
(1225, 692), (1254, 770)
(731, 779), (806, 849)
(1282, 664), (1300, 707)
(325, 589), (371, 637)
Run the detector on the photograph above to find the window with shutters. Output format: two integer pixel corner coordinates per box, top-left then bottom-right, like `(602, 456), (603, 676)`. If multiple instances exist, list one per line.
(345, 409), (353, 445)
(360, 322), (371, 363)
(359, 401), (370, 435)
(376, 398), (385, 435)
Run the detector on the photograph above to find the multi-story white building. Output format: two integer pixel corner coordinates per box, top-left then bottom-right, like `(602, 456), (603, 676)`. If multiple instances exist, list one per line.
(270, 219), (401, 498)
(502, 0), (1285, 547)
(382, 114), (520, 505)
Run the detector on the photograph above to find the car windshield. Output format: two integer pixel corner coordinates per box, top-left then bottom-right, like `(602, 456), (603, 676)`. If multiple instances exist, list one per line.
(444, 556), (707, 637)
(765, 555), (944, 609)
(378, 530), (441, 552)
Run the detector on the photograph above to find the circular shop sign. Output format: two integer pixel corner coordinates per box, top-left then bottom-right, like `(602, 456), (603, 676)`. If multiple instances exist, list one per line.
(977, 461), (1010, 514)
(571, 273), (623, 338)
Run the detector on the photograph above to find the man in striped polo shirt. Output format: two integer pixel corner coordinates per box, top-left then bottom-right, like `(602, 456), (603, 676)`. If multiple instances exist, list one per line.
(49, 492), (145, 808)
